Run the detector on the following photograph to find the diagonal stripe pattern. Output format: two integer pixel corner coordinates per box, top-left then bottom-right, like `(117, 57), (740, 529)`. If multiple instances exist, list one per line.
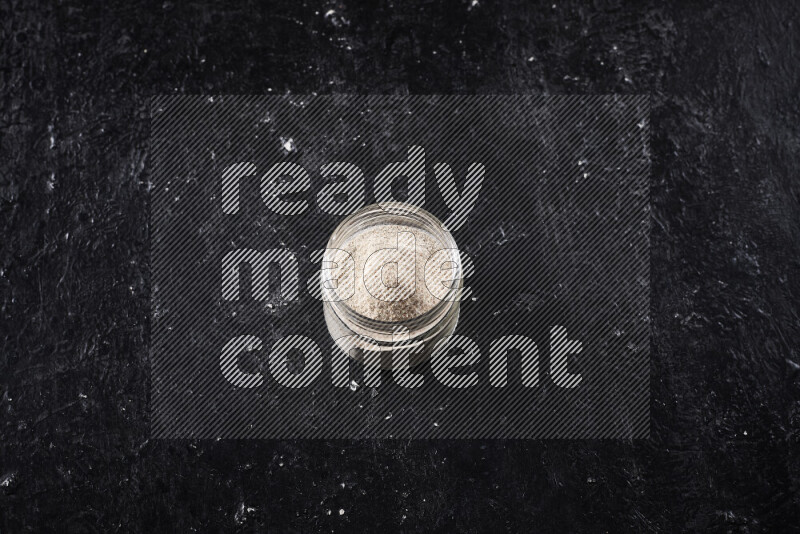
(150, 95), (650, 439)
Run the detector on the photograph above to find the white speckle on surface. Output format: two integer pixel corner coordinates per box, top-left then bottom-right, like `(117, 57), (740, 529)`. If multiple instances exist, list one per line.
(349, 380), (359, 391)
(324, 9), (348, 28)
(339, 508), (345, 516)
(234, 502), (256, 525)
(280, 136), (296, 153)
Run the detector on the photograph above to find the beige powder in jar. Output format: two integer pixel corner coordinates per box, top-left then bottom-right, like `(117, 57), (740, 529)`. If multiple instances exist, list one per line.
(329, 224), (451, 323)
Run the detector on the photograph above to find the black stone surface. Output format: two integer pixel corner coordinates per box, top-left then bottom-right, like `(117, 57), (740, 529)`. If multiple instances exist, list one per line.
(1, 0), (798, 531)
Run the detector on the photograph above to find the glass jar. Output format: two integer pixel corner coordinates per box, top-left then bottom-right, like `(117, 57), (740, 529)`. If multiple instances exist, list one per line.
(322, 203), (462, 369)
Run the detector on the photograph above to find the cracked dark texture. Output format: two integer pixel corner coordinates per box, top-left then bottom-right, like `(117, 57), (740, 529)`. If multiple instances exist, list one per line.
(1, 0), (799, 531)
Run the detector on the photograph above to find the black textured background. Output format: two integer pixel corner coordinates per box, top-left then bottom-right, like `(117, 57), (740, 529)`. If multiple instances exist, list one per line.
(1, 0), (798, 531)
